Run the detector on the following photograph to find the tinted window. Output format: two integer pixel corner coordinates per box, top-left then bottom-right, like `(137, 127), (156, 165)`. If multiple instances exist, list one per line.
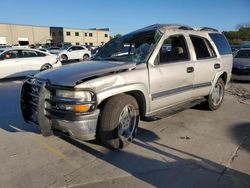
(190, 36), (216, 59)
(36, 51), (47, 57)
(21, 50), (39, 58)
(209, 33), (231, 55)
(158, 35), (189, 63)
(1, 50), (21, 59)
(71, 46), (83, 51)
(235, 50), (250, 58)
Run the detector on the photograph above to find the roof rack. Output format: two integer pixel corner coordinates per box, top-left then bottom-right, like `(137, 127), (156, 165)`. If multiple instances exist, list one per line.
(160, 24), (194, 30)
(197, 27), (218, 32)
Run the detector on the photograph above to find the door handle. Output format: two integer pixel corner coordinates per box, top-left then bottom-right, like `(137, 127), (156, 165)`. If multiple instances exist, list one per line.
(186, 67), (194, 73)
(214, 63), (221, 69)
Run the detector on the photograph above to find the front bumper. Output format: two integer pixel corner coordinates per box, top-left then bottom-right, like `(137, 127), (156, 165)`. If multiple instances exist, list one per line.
(232, 74), (250, 81)
(232, 68), (250, 81)
(51, 109), (99, 140)
(20, 77), (99, 141)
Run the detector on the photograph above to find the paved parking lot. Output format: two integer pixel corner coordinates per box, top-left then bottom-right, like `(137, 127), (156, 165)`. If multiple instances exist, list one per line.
(0, 79), (249, 188)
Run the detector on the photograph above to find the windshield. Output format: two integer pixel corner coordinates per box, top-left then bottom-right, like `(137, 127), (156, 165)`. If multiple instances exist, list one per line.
(235, 50), (250, 59)
(93, 30), (162, 64)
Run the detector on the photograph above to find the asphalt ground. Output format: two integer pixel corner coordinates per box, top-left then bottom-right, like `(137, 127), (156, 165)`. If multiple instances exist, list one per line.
(0, 79), (249, 188)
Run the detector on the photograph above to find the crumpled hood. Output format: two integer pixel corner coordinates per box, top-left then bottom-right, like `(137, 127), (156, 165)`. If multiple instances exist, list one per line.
(35, 60), (136, 86)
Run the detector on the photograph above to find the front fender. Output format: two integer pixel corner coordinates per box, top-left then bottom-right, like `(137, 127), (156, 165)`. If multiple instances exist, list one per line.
(97, 83), (150, 114)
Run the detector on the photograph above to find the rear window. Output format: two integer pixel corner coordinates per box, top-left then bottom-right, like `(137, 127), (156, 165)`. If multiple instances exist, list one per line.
(209, 33), (232, 55)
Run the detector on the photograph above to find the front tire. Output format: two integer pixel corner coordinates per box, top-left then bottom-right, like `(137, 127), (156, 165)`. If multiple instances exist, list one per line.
(61, 54), (68, 61)
(40, 64), (52, 71)
(98, 94), (139, 149)
(205, 78), (225, 111)
(83, 54), (90, 61)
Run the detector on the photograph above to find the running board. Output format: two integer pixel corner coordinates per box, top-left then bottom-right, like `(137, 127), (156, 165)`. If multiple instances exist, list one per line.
(142, 98), (206, 121)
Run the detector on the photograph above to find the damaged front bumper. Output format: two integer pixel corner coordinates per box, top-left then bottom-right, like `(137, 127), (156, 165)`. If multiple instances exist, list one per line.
(20, 76), (99, 140)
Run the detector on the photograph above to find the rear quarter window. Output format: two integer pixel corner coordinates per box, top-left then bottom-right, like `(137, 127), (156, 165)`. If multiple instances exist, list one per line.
(209, 33), (232, 55)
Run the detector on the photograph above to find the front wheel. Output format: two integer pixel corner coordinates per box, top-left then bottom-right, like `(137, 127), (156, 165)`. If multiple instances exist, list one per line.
(204, 78), (225, 111)
(98, 94), (139, 149)
(40, 64), (52, 71)
(83, 54), (90, 61)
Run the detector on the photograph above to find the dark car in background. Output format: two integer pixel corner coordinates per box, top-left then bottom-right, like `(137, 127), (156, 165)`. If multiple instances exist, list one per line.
(232, 48), (250, 81)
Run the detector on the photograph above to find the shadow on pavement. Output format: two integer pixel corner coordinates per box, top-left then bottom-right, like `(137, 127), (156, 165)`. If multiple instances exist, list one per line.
(58, 127), (250, 187)
(0, 79), (40, 134)
(230, 122), (250, 153)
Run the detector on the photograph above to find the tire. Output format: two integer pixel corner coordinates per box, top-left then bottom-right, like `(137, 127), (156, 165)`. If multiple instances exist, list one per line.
(204, 78), (225, 111)
(40, 64), (52, 71)
(98, 94), (139, 149)
(61, 54), (68, 61)
(83, 54), (89, 61)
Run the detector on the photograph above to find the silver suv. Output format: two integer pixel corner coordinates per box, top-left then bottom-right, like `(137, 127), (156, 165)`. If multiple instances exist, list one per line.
(21, 24), (232, 149)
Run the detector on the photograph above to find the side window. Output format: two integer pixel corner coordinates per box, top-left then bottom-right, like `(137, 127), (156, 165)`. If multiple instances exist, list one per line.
(2, 50), (21, 60)
(75, 46), (84, 51)
(157, 35), (189, 64)
(190, 36), (216, 59)
(209, 33), (232, 55)
(21, 50), (38, 58)
(36, 51), (47, 57)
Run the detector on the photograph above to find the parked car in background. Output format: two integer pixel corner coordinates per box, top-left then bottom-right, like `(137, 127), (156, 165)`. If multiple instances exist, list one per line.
(232, 48), (250, 81)
(38, 48), (49, 53)
(0, 48), (61, 79)
(21, 24), (232, 149)
(59, 45), (91, 61)
(48, 47), (61, 55)
(0, 45), (12, 49)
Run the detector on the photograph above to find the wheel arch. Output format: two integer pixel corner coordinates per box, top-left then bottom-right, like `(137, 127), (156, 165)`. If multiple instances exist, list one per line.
(209, 71), (228, 94)
(97, 84), (150, 117)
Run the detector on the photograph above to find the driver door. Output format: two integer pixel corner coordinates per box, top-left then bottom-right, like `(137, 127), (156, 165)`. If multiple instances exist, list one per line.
(0, 50), (23, 78)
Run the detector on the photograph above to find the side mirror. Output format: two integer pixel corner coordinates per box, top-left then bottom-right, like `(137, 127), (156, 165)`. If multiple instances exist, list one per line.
(68, 49), (72, 52)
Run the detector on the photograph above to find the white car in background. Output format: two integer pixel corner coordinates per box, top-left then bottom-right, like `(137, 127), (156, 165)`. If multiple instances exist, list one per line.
(58, 45), (91, 61)
(0, 48), (61, 79)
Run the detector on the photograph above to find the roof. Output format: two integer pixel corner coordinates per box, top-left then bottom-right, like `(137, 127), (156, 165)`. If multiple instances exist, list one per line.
(127, 24), (220, 36)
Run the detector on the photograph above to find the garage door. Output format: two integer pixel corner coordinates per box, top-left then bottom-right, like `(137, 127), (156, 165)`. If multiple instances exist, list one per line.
(0, 37), (7, 45)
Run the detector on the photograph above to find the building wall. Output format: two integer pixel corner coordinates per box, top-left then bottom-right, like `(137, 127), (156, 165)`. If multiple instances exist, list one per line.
(63, 28), (110, 46)
(0, 23), (51, 45)
(0, 23), (110, 46)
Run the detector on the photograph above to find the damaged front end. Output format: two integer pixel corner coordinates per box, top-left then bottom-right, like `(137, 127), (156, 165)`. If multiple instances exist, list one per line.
(20, 76), (99, 140)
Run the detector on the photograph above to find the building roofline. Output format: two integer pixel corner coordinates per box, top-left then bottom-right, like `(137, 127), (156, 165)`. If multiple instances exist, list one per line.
(0, 22), (110, 32)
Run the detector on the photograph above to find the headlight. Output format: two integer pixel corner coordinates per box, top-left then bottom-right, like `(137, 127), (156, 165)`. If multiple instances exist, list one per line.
(56, 90), (92, 101)
(55, 90), (96, 113)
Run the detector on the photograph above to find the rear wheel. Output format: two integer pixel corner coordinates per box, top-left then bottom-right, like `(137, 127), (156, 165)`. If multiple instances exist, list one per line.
(40, 64), (52, 71)
(98, 94), (139, 149)
(204, 78), (225, 110)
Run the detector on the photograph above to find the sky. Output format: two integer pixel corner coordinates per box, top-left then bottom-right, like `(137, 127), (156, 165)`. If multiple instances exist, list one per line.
(0, 0), (249, 35)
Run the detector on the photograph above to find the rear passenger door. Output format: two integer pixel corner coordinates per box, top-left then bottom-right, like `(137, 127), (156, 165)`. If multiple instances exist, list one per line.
(149, 34), (195, 112)
(189, 35), (221, 98)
